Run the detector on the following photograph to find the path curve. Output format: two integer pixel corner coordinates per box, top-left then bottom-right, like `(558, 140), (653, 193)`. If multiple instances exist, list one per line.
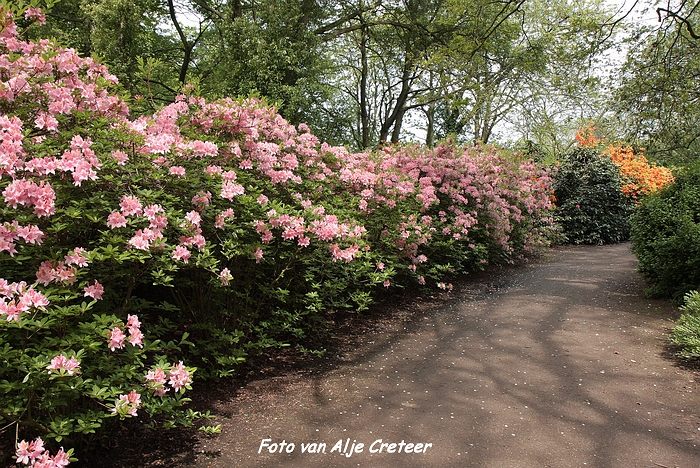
(196, 243), (699, 468)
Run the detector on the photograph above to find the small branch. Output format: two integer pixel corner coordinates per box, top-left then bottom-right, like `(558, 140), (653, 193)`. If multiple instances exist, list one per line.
(0, 410), (50, 434)
(658, 7), (700, 39)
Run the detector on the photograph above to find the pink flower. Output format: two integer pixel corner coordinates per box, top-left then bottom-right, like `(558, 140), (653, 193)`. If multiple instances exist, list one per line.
(2, 179), (56, 217)
(35, 261), (56, 286)
(214, 208), (235, 228)
(84, 280), (104, 300)
(383, 280), (391, 288)
(111, 150), (129, 165)
(14, 224), (44, 245)
(145, 368), (167, 384)
(24, 7), (46, 25)
(169, 166), (186, 177)
(2, 304), (21, 323)
(127, 389), (141, 405)
(71, 160), (98, 186)
(119, 195), (142, 216)
(220, 181), (245, 200)
(108, 327), (126, 351)
(253, 248), (263, 263)
(143, 204), (164, 220)
(191, 234), (206, 250)
(191, 191), (211, 209)
(168, 361), (192, 392)
(47, 354), (81, 375)
(222, 170), (237, 181)
(329, 243), (359, 262)
(219, 268), (233, 285)
(52, 448), (71, 468)
(106, 211), (127, 229)
(19, 288), (49, 310)
(126, 314), (141, 329)
(204, 165), (222, 176)
(185, 210), (201, 226)
(257, 194), (269, 205)
(56, 264), (77, 284)
(172, 245), (191, 263)
(113, 390), (141, 417)
(128, 327), (144, 348)
(145, 368), (169, 397)
(128, 231), (150, 250)
(65, 247), (88, 267)
(15, 439), (32, 464)
(15, 437), (47, 465)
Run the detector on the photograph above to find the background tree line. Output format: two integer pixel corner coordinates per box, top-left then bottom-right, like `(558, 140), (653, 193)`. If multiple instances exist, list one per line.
(17, 0), (700, 163)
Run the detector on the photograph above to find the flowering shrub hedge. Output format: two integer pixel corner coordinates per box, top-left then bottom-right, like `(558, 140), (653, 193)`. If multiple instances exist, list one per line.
(0, 8), (556, 464)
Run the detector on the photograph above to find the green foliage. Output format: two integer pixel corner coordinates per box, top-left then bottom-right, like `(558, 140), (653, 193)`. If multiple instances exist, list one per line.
(552, 147), (634, 244)
(630, 162), (700, 301)
(614, 3), (700, 166)
(670, 290), (700, 359)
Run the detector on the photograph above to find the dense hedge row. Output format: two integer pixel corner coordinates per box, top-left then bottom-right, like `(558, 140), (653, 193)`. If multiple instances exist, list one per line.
(630, 162), (700, 302)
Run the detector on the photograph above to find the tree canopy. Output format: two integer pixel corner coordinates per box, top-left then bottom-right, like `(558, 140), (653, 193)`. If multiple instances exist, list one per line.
(14, 0), (698, 159)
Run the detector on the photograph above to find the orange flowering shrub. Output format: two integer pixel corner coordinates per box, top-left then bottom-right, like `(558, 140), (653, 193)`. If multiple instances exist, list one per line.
(574, 123), (599, 148)
(574, 125), (674, 200)
(602, 143), (675, 199)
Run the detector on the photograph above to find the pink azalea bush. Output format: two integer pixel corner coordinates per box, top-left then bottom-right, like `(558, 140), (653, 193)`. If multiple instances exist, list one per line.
(0, 8), (196, 464)
(0, 6), (555, 463)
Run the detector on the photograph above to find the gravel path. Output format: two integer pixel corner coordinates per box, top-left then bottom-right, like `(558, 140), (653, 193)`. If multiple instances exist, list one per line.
(194, 243), (699, 468)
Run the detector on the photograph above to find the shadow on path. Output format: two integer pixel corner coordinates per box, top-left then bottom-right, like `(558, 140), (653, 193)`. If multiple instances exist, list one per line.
(191, 244), (699, 468)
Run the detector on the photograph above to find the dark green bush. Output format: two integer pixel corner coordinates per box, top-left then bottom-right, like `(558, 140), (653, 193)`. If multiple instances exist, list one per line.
(552, 147), (634, 244)
(630, 162), (700, 301)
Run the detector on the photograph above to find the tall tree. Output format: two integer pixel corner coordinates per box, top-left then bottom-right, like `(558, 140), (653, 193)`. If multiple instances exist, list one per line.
(615, 0), (700, 164)
(314, 0), (529, 149)
(422, 0), (617, 149)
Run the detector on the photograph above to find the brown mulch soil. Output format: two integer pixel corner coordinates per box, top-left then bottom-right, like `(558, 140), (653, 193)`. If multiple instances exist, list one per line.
(15, 244), (700, 467)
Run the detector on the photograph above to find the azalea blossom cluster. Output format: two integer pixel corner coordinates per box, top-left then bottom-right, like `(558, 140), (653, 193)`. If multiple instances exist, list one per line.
(0, 279), (49, 322)
(108, 314), (143, 350)
(309, 141), (555, 277)
(144, 361), (193, 396)
(0, 220), (44, 256)
(602, 143), (674, 199)
(46, 354), (80, 375)
(112, 390), (141, 417)
(15, 437), (69, 468)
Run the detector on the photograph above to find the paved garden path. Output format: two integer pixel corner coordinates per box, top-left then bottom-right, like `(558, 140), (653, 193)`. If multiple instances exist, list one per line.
(194, 243), (699, 468)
